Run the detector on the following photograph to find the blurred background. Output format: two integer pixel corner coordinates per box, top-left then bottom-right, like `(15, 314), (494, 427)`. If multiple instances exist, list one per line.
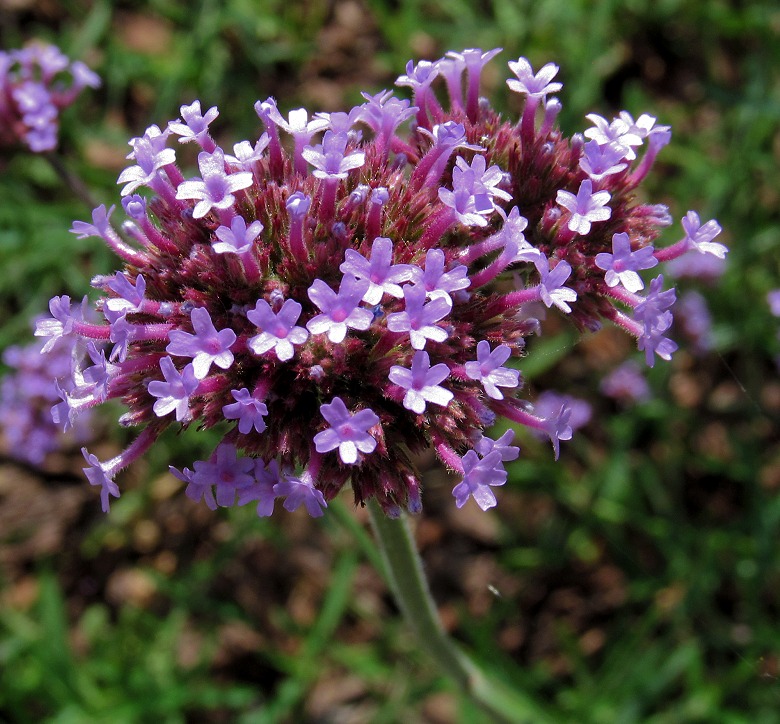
(0, 1), (779, 721)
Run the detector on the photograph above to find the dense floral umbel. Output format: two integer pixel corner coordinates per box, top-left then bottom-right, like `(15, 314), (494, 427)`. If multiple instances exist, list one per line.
(38, 50), (725, 516)
(0, 41), (100, 152)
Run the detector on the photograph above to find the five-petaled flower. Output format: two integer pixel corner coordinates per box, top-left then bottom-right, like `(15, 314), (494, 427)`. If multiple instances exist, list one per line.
(313, 397), (380, 465)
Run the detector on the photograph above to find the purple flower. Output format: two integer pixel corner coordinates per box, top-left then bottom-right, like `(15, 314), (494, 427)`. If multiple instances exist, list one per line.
(677, 290), (713, 353)
(70, 204), (115, 239)
(438, 154), (506, 227)
(452, 449), (506, 510)
(273, 470), (328, 517)
(238, 459), (281, 517)
(223, 388), (269, 434)
(534, 391), (591, 433)
(579, 139), (628, 180)
(584, 114), (639, 161)
(595, 232), (658, 292)
(82, 448), (120, 513)
(313, 396), (380, 464)
(768, 290), (780, 318)
(192, 444), (256, 507)
(168, 100), (219, 146)
(682, 211), (727, 259)
(212, 215), (264, 255)
(306, 275), (374, 343)
(464, 341), (520, 400)
(556, 179), (612, 235)
(600, 361), (651, 404)
(396, 58), (439, 93)
(388, 350), (453, 414)
(634, 276), (678, 366)
(81, 341), (117, 402)
(386, 283), (452, 350)
(225, 137), (270, 169)
(506, 57), (562, 98)
(171, 465), (217, 510)
(357, 90), (417, 144)
(175, 148), (253, 218)
(339, 237), (415, 305)
(34, 295), (87, 353)
(474, 429), (520, 462)
(301, 130), (365, 179)
(122, 194), (147, 220)
(409, 248), (470, 304)
(535, 256), (577, 313)
(264, 105), (329, 138)
(148, 357), (199, 421)
(536, 400), (573, 460)
(166, 307), (236, 379)
(105, 272), (146, 314)
(247, 298), (309, 361)
(118, 132), (176, 196)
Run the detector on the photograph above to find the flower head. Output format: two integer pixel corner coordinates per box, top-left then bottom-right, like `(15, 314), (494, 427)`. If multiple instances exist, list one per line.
(0, 42), (99, 152)
(54, 48), (718, 517)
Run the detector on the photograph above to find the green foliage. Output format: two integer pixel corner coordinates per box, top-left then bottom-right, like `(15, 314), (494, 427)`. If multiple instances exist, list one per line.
(1, 0), (779, 721)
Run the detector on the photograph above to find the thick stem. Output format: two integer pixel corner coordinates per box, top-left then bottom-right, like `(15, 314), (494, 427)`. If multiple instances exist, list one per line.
(366, 499), (550, 723)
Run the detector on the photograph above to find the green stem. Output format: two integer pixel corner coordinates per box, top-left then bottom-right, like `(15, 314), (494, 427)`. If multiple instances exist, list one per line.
(44, 151), (102, 212)
(366, 499), (551, 724)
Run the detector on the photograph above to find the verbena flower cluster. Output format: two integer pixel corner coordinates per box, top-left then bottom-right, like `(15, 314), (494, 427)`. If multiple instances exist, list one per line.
(37, 48), (726, 517)
(0, 41), (100, 152)
(0, 329), (96, 465)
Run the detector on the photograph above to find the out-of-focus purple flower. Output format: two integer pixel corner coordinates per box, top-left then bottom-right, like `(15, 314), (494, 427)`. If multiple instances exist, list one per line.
(676, 290), (713, 354)
(600, 361), (652, 404)
(273, 470), (328, 517)
(0, 331), (98, 465)
(192, 443), (255, 507)
(665, 251), (726, 281)
(0, 42), (100, 152)
(768, 290), (780, 317)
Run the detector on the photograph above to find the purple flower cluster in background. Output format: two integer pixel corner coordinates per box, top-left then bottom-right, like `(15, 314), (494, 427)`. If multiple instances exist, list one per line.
(0, 42), (100, 152)
(0, 330), (97, 465)
(37, 48), (725, 516)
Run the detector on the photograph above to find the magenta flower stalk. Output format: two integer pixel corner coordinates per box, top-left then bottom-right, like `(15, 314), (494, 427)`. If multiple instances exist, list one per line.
(42, 48), (722, 522)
